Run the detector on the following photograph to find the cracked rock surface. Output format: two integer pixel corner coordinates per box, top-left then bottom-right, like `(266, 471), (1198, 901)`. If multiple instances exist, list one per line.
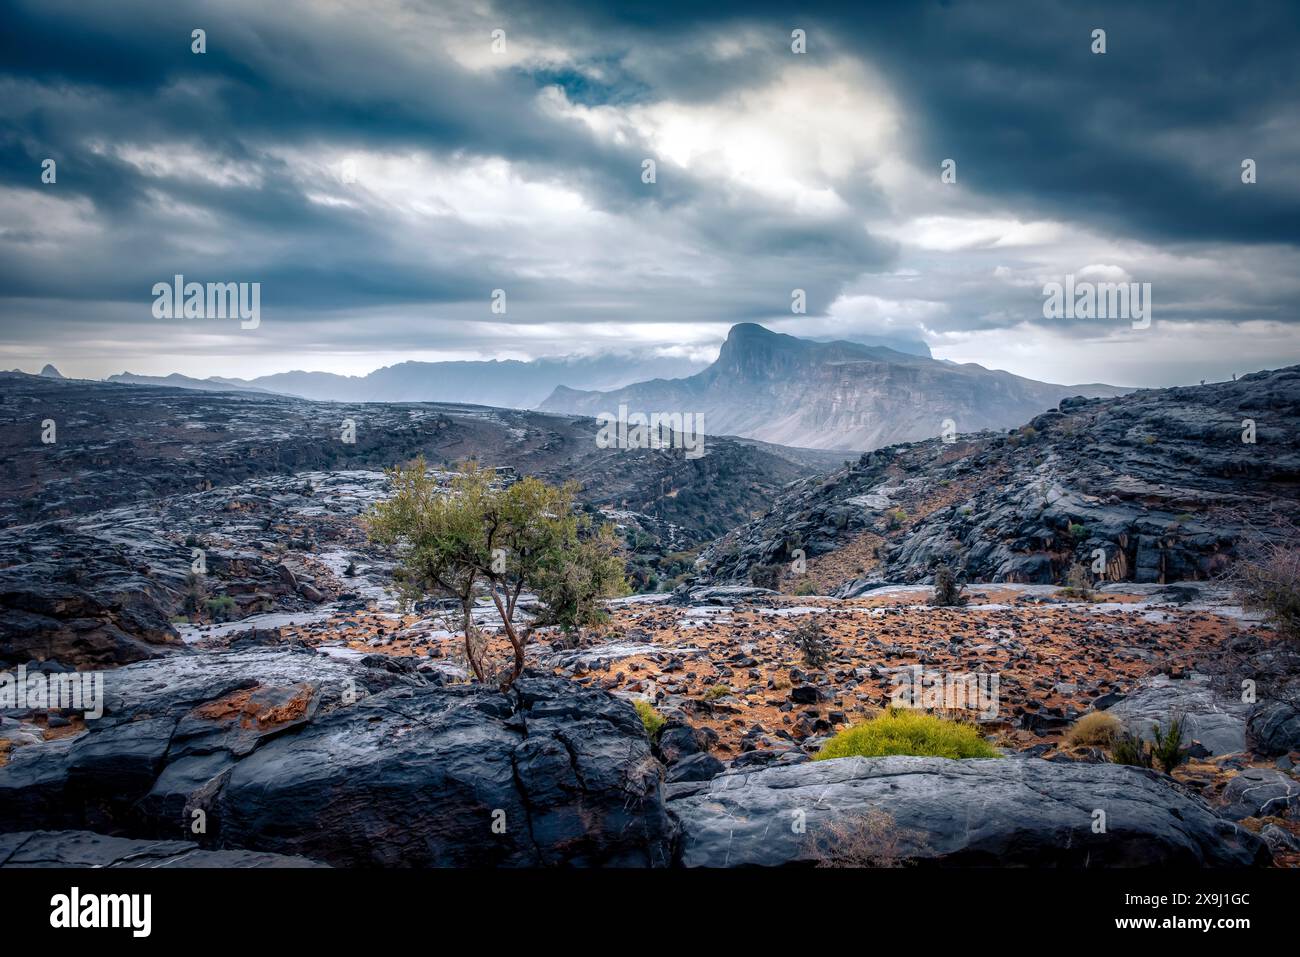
(669, 755), (1270, 867)
(0, 829), (326, 868)
(0, 648), (676, 867)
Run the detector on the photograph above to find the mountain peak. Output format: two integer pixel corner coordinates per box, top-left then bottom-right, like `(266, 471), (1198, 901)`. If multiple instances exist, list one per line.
(40, 364), (64, 379)
(724, 322), (777, 341)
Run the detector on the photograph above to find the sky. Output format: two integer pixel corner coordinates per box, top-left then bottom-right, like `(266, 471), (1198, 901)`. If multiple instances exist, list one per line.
(1, 0), (1297, 387)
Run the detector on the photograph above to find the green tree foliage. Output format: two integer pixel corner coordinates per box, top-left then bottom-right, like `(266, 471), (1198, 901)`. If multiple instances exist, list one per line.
(365, 458), (629, 690)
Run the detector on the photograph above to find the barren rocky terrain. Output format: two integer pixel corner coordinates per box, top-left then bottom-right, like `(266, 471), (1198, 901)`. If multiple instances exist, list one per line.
(2, 369), (1298, 868)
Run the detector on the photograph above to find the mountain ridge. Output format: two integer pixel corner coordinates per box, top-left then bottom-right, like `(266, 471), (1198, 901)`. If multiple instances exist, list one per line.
(540, 323), (1130, 451)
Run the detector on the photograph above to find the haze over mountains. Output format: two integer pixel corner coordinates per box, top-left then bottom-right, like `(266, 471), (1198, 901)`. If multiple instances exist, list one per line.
(60, 323), (1128, 452)
(540, 323), (1128, 451)
(107, 354), (709, 408)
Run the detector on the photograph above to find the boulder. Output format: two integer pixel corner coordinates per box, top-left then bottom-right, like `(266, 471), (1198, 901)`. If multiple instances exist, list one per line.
(657, 722), (707, 764)
(666, 752), (724, 784)
(0, 647), (676, 867)
(1220, 768), (1300, 821)
(1108, 674), (1249, 756)
(1246, 702), (1300, 757)
(670, 755), (1269, 867)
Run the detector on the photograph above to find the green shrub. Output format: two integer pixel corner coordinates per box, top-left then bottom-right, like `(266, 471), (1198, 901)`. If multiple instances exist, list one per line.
(1111, 731), (1154, 769)
(1151, 715), (1188, 773)
(793, 580), (818, 597)
(703, 684), (731, 700)
(204, 595), (237, 622)
(633, 699), (665, 740)
(814, 709), (1000, 761)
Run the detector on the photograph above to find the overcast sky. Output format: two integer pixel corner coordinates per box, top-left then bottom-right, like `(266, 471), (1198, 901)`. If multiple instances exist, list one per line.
(1, 0), (1297, 386)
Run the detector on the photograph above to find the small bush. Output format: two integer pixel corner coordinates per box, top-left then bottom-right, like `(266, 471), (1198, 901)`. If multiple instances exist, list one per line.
(748, 563), (781, 591)
(814, 709), (1000, 761)
(204, 595), (237, 622)
(808, 809), (926, 868)
(791, 617), (831, 668)
(1068, 522), (1087, 539)
(703, 684), (732, 700)
(1226, 526), (1300, 644)
(793, 579), (818, 597)
(1066, 711), (1121, 747)
(930, 563), (966, 607)
(633, 699), (665, 741)
(1060, 562), (1095, 600)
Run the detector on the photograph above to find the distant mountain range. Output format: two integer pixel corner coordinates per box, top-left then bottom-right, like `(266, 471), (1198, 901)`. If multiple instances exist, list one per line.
(105, 354), (709, 407)
(539, 323), (1129, 451)
(28, 325), (1120, 452)
(100, 332), (933, 408)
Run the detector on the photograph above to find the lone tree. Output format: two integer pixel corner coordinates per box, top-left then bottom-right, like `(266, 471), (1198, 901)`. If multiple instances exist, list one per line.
(365, 458), (628, 689)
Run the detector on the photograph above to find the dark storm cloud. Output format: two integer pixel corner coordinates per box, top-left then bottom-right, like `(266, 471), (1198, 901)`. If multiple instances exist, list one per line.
(0, 0), (1296, 381)
(0, 0), (890, 322)
(513, 0), (1300, 245)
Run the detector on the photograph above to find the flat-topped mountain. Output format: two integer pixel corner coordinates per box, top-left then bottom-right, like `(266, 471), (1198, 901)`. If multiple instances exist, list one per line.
(540, 323), (1127, 451)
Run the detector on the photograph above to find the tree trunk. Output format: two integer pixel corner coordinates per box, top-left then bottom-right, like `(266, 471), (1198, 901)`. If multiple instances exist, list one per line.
(489, 586), (527, 692)
(462, 597), (485, 682)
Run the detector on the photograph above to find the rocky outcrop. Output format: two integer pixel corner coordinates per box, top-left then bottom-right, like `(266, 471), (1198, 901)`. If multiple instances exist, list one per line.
(1107, 674), (1250, 757)
(1247, 701), (1300, 757)
(0, 566), (182, 667)
(1220, 768), (1300, 821)
(0, 648), (676, 867)
(697, 366), (1300, 589)
(0, 830), (326, 868)
(670, 756), (1270, 867)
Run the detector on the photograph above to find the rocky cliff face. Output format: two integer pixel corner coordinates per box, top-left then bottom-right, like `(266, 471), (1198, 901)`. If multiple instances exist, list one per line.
(541, 323), (1127, 451)
(696, 366), (1300, 590)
